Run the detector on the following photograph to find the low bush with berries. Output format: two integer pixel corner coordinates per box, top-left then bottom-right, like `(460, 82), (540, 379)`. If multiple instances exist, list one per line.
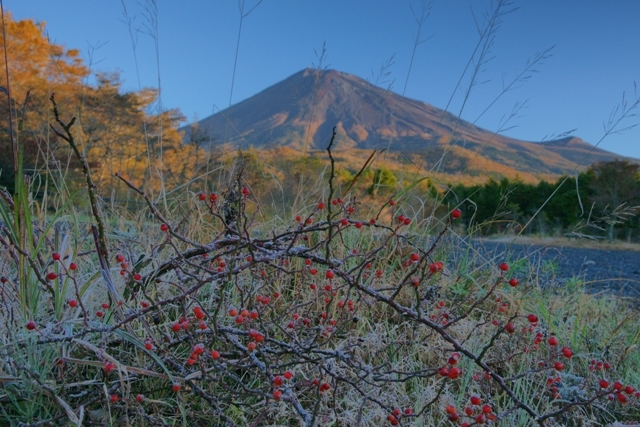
(0, 149), (639, 426)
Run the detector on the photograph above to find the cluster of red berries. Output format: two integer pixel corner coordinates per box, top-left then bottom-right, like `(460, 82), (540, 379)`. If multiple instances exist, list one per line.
(437, 352), (463, 380)
(336, 299), (356, 311)
(396, 214), (411, 226)
(228, 307), (259, 325)
(186, 343), (205, 365)
(271, 371), (294, 401)
(45, 252), (78, 282)
(288, 312), (312, 329)
(197, 192), (218, 203)
(311, 378), (331, 393)
(429, 261), (444, 273)
(442, 396), (496, 425)
(590, 359), (612, 372)
(386, 407), (413, 425)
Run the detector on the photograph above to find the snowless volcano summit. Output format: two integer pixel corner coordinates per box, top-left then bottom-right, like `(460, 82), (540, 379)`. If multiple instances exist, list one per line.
(185, 68), (624, 176)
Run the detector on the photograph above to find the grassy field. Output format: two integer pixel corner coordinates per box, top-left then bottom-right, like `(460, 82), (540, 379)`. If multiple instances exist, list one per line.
(1, 149), (639, 427)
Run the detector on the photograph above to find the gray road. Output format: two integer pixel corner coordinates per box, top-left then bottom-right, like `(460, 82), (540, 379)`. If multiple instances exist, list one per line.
(474, 241), (640, 299)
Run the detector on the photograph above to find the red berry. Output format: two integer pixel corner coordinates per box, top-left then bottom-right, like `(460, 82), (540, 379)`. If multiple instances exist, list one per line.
(46, 272), (58, 280)
(247, 342), (257, 352)
(448, 367), (462, 380)
(448, 413), (459, 422)
(410, 253), (420, 262)
(624, 385), (634, 394)
(499, 262), (509, 271)
(451, 208), (461, 219)
(554, 361), (564, 371)
(209, 193), (218, 202)
(52, 252), (61, 261)
(599, 379), (609, 389)
(403, 217), (411, 225)
(96, 311), (104, 318)
(273, 389), (282, 401)
(172, 383), (181, 392)
(104, 362), (115, 374)
(505, 323), (516, 334)
(508, 278), (518, 287)
(229, 308), (238, 317)
(68, 299), (78, 308)
(561, 347), (573, 358)
(617, 393), (628, 404)
(172, 323), (181, 332)
(241, 187), (250, 196)
(355, 221), (362, 229)
(134, 273), (142, 281)
(211, 350), (220, 359)
(548, 336), (558, 346)
(135, 394), (144, 403)
(470, 395), (481, 405)
(284, 371), (293, 380)
(198, 192), (207, 201)
(325, 270), (334, 279)
(160, 223), (169, 231)
(481, 404), (492, 414)
(317, 202), (325, 210)
(309, 268), (318, 275)
(116, 254), (125, 263)
(110, 394), (118, 403)
(389, 199), (395, 206)
(144, 341), (153, 350)
(613, 381), (623, 391)
(445, 405), (457, 414)
(69, 262), (78, 270)
(274, 375), (284, 386)
(527, 314), (538, 324)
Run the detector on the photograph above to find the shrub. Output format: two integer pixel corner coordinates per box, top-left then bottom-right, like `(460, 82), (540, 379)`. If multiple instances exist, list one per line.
(0, 127), (638, 426)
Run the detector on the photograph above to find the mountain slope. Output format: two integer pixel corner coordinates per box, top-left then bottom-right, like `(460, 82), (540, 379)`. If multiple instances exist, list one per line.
(185, 68), (628, 177)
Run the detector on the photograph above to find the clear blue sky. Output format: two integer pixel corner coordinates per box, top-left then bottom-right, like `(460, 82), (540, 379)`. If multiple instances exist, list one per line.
(7, 0), (640, 160)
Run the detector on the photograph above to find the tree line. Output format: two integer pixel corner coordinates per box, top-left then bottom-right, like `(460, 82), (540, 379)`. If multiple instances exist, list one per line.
(442, 160), (640, 242)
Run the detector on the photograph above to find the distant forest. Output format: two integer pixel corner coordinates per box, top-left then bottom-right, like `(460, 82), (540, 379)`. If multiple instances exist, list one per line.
(442, 159), (640, 242)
